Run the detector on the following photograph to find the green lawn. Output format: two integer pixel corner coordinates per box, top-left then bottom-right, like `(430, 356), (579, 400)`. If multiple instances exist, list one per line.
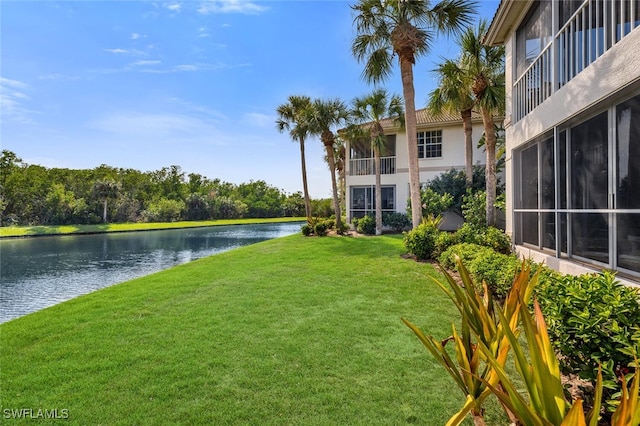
(0, 234), (508, 425)
(0, 217), (305, 238)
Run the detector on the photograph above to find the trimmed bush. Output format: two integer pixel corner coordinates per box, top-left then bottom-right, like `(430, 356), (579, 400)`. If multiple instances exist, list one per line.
(438, 243), (489, 271)
(434, 231), (457, 259)
(313, 221), (328, 236)
(356, 214), (376, 235)
(537, 271), (640, 393)
(438, 243), (518, 298)
(403, 222), (440, 260)
(383, 212), (411, 232)
(301, 224), (313, 236)
(453, 223), (512, 254)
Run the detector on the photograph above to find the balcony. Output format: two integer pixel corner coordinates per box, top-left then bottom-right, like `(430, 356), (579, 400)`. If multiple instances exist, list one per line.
(514, 0), (638, 122)
(349, 156), (396, 176)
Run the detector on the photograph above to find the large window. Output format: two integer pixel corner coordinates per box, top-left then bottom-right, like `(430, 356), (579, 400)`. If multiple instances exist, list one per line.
(513, 92), (640, 276)
(515, 0), (552, 78)
(350, 186), (395, 219)
(417, 130), (442, 158)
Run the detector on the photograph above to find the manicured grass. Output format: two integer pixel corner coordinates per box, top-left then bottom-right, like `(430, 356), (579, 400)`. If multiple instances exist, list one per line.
(0, 235), (509, 425)
(0, 217), (305, 238)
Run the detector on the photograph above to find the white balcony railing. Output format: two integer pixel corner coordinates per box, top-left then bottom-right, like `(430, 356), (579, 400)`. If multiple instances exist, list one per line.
(349, 156), (396, 176)
(513, 0), (638, 122)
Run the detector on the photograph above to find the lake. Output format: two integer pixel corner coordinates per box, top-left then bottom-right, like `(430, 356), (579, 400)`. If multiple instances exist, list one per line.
(0, 222), (302, 324)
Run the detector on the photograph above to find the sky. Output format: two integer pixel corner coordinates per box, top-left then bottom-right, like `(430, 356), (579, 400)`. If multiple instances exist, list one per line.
(1, 0), (499, 199)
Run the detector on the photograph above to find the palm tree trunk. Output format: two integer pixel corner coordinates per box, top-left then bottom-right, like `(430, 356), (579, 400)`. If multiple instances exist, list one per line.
(461, 108), (473, 188)
(299, 137), (312, 224)
(399, 56), (423, 229)
(323, 140), (342, 231)
(374, 144), (382, 235)
(481, 107), (497, 227)
(102, 198), (108, 223)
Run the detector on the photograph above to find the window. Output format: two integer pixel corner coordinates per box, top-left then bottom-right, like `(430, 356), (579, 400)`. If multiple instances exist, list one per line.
(515, 0), (552, 78)
(417, 130), (442, 158)
(513, 92), (640, 275)
(349, 186), (395, 219)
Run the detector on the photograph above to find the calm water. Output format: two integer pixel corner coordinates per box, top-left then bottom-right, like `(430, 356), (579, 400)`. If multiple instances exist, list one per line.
(0, 222), (302, 324)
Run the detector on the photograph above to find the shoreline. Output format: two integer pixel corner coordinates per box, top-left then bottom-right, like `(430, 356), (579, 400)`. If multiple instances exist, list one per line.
(0, 217), (305, 239)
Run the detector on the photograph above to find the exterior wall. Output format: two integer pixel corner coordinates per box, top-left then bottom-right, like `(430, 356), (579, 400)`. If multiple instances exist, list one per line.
(497, 1), (640, 280)
(345, 120), (489, 221)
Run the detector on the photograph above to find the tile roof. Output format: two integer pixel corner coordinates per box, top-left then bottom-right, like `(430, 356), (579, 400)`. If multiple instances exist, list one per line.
(378, 108), (484, 130)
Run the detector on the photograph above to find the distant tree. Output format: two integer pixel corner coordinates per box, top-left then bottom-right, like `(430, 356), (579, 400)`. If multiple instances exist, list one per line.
(351, 0), (477, 228)
(92, 179), (120, 223)
(276, 95), (314, 224)
(184, 193), (209, 220)
(307, 98), (350, 230)
(351, 89), (404, 235)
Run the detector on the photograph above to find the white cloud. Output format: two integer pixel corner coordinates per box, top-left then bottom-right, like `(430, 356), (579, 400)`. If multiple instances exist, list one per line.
(104, 48), (127, 54)
(198, 27), (210, 38)
(104, 48), (145, 56)
(242, 112), (274, 128)
(0, 77), (36, 123)
(130, 60), (161, 66)
(197, 0), (267, 15)
(130, 32), (146, 40)
(165, 3), (182, 12)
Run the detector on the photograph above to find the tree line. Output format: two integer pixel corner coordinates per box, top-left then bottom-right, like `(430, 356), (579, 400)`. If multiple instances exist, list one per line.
(0, 150), (331, 226)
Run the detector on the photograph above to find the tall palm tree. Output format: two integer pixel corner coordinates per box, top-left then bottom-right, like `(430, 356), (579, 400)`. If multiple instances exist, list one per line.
(307, 98), (350, 231)
(351, 89), (404, 235)
(428, 58), (475, 187)
(276, 95), (313, 224)
(92, 179), (120, 223)
(459, 19), (505, 227)
(333, 136), (347, 214)
(351, 0), (477, 229)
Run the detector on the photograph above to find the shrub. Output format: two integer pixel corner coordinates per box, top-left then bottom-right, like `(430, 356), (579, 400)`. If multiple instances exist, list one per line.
(383, 212), (411, 232)
(438, 243), (518, 298)
(425, 166), (486, 213)
(313, 221), (328, 236)
(462, 189), (487, 228)
(478, 226), (512, 254)
(301, 224), (313, 236)
(439, 243), (490, 271)
(323, 218), (335, 229)
(403, 222), (440, 260)
(434, 231), (457, 259)
(468, 250), (519, 299)
(537, 271), (640, 395)
(453, 223), (511, 254)
(335, 221), (349, 235)
(406, 187), (453, 219)
(356, 214), (376, 235)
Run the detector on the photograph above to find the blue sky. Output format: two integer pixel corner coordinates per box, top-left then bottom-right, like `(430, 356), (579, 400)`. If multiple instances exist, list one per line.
(1, 0), (499, 199)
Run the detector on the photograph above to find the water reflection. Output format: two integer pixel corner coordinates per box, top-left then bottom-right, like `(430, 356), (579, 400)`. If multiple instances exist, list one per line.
(0, 223), (301, 323)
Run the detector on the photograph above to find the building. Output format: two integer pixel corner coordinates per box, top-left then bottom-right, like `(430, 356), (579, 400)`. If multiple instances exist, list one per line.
(345, 108), (492, 222)
(485, 0), (640, 280)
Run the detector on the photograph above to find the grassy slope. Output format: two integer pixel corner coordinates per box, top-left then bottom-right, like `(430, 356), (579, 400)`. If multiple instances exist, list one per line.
(0, 235), (507, 425)
(0, 217), (305, 238)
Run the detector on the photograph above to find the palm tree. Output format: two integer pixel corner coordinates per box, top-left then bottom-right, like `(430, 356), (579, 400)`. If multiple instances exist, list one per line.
(428, 58), (475, 187)
(276, 95), (313, 224)
(307, 98), (350, 231)
(351, 89), (404, 235)
(92, 179), (120, 223)
(332, 136), (347, 214)
(459, 19), (505, 227)
(351, 0), (477, 229)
